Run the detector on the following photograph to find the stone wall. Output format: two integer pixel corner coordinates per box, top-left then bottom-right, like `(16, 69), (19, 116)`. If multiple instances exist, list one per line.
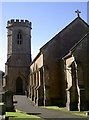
(5, 19), (32, 94)
(40, 18), (89, 106)
(29, 53), (44, 105)
(64, 34), (89, 111)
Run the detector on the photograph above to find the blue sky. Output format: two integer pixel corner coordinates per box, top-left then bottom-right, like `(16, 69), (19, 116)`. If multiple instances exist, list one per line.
(0, 2), (87, 72)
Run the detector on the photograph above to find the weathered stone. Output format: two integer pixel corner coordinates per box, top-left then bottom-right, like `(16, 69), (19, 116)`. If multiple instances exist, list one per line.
(0, 92), (5, 103)
(29, 17), (89, 107)
(64, 34), (89, 111)
(0, 71), (4, 92)
(5, 91), (15, 112)
(4, 15), (89, 111)
(4, 19), (32, 94)
(0, 105), (6, 115)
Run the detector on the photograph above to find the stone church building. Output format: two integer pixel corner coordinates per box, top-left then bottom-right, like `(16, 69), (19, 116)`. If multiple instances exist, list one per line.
(4, 12), (89, 111)
(28, 16), (89, 111)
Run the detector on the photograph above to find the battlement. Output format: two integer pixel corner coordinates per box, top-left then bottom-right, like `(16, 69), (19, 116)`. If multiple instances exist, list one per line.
(7, 19), (31, 27)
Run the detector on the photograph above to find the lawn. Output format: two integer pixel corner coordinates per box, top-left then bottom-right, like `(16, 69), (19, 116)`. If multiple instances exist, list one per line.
(6, 110), (44, 120)
(0, 102), (4, 105)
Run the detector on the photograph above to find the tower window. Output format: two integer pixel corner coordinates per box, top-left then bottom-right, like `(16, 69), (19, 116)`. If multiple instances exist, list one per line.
(17, 32), (22, 45)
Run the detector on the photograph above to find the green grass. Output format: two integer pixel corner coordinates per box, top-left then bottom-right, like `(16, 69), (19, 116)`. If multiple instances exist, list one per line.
(69, 111), (87, 116)
(40, 106), (66, 111)
(40, 106), (88, 117)
(0, 102), (4, 105)
(6, 109), (44, 120)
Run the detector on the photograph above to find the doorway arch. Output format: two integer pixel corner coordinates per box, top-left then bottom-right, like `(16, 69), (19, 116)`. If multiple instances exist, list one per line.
(16, 77), (23, 94)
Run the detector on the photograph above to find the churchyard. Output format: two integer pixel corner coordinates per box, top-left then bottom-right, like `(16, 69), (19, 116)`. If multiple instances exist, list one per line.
(0, 91), (89, 120)
(1, 7), (89, 119)
(0, 91), (44, 120)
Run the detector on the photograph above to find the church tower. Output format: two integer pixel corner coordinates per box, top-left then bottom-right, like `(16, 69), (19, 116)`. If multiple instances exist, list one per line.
(5, 19), (32, 94)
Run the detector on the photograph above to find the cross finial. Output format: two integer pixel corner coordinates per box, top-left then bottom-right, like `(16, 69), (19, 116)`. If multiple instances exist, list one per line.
(75, 9), (81, 17)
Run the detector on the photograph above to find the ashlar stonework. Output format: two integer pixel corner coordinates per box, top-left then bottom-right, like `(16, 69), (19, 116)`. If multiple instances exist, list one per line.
(28, 16), (89, 109)
(4, 19), (32, 94)
(4, 16), (89, 111)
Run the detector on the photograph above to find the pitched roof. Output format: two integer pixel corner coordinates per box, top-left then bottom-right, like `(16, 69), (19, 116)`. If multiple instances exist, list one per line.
(31, 16), (89, 64)
(40, 16), (89, 51)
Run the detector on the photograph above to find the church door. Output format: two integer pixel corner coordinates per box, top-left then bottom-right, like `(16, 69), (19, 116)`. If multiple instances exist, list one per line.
(16, 77), (23, 94)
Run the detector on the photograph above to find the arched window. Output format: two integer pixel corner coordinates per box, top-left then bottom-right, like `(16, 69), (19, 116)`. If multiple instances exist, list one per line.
(17, 31), (22, 45)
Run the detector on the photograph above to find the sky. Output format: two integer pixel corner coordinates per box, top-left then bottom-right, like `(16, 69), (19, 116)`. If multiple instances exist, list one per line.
(0, 1), (88, 72)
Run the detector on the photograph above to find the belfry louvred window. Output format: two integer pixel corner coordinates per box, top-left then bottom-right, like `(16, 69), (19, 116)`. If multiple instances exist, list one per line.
(17, 32), (22, 45)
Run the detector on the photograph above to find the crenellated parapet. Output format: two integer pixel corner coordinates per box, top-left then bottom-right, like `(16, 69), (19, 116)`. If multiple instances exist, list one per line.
(7, 19), (32, 28)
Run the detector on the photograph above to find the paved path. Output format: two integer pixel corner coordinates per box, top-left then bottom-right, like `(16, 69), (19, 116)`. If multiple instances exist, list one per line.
(14, 95), (88, 120)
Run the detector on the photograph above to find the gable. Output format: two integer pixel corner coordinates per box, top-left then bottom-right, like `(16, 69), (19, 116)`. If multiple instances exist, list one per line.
(63, 33), (89, 60)
(71, 34), (89, 63)
(40, 17), (89, 57)
(70, 33), (89, 52)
